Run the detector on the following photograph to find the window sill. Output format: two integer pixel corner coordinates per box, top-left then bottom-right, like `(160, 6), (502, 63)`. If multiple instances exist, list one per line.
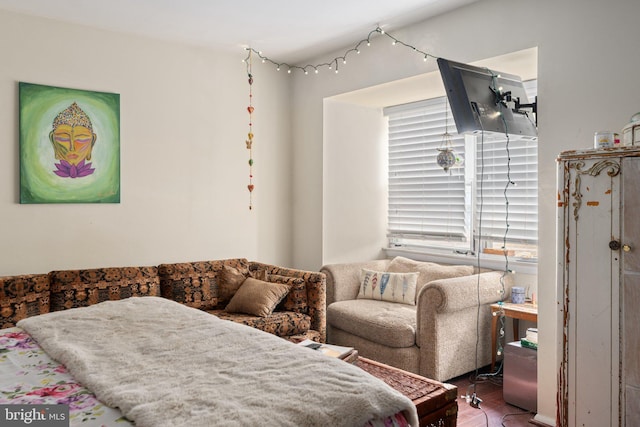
(383, 247), (538, 276)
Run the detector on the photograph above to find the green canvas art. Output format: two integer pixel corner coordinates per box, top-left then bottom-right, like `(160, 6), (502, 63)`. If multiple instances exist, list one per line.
(19, 82), (120, 203)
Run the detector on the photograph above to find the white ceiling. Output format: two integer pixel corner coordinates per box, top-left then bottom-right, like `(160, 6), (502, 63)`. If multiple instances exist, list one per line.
(0, 0), (477, 63)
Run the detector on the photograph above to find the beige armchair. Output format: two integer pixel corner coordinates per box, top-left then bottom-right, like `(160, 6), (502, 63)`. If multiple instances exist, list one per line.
(321, 256), (513, 382)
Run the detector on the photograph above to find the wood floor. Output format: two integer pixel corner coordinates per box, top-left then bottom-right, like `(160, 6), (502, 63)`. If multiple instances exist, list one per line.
(448, 370), (536, 427)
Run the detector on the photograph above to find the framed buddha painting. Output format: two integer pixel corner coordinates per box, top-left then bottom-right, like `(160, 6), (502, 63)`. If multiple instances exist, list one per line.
(19, 82), (120, 203)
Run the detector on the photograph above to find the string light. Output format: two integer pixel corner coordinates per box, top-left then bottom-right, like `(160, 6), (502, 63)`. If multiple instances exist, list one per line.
(243, 26), (438, 76)
(238, 25), (439, 211)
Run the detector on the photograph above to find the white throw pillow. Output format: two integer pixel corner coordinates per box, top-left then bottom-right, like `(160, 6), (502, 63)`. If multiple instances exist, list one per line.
(357, 269), (419, 305)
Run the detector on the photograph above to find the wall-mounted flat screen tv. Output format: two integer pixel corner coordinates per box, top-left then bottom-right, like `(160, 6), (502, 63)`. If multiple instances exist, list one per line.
(437, 57), (537, 139)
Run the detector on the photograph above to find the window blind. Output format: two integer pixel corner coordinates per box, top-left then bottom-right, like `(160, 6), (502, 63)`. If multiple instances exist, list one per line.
(385, 80), (538, 252)
(386, 98), (468, 243)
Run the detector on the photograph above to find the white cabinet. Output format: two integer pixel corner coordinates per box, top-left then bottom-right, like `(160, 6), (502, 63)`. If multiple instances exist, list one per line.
(557, 147), (640, 427)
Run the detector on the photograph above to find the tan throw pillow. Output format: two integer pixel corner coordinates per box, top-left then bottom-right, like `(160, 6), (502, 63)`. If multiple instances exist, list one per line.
(218, 265), (248, 305)
(225, 278), (291, 317)
(386, 256), (474, 294)
(357, 269), (419, 305)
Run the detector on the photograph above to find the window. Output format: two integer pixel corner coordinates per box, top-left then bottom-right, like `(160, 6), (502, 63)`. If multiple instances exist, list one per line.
(385, 80), (538, 260)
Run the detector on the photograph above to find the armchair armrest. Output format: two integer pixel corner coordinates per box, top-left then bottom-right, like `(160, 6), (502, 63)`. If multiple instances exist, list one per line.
(320, 259), (391, 306)
(418, 270), (513, 315)
(414, 270), (514, 381)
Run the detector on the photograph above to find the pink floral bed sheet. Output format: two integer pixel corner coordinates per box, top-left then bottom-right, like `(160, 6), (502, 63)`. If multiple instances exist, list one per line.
(0, 327), (410, 427)
(0, 327), (132, 426)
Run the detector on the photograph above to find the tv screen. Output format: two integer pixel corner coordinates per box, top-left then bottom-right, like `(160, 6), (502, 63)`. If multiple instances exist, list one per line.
(437, 57), (537, 139)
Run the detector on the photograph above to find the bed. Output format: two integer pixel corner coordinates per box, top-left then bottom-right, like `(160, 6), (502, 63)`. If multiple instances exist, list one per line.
(0, 297), (418, 427)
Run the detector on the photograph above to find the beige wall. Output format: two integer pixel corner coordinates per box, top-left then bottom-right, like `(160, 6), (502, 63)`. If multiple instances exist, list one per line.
(0, 10), (293, 276)
(291, 0), (640, 424)
(322, 99), (388, 264)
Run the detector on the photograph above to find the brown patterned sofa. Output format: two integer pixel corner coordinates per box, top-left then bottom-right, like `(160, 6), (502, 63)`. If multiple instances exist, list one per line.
(0, 258), (326, 343)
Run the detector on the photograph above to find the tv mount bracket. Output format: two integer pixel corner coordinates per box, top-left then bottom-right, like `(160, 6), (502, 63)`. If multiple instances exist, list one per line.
(490, 86), (538, 125)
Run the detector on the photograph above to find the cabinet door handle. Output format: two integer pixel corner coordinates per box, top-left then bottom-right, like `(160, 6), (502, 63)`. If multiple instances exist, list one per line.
(623, 244), (632, 252)
(610, 240), (621, 250)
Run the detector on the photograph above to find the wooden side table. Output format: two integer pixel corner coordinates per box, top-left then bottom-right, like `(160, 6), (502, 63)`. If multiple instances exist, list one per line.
(490, 302), (538, 371)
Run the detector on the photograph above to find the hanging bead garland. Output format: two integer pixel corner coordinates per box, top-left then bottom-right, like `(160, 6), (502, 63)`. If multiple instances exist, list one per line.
(246, 50), (255, 210)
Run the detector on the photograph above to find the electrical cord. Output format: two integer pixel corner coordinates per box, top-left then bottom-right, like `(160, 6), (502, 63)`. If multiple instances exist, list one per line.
(472, 127), (486, 396)
(501, 409), (536, 426)
(490, 68), (511, 374)
(481, 408), (489, 425)
(467, 70), (514, 423)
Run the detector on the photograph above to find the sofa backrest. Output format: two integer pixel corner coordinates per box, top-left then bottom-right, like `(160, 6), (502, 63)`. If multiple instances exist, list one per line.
(49, 266), (160, 311)
(0, 273), (50, 328)
(158, 258), (250, 310)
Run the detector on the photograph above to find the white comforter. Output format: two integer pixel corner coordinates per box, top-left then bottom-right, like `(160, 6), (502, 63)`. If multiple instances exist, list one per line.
(18, 297), (417, 427)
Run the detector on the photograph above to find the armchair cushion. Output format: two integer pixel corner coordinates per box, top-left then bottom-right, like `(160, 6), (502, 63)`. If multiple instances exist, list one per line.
(357, 269), (419, 305)
(327, 299), (417, 348)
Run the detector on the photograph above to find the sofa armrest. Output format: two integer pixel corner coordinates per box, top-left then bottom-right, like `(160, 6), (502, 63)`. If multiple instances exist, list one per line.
(320, 259), (391, 306)
(249, 261), (327, 342)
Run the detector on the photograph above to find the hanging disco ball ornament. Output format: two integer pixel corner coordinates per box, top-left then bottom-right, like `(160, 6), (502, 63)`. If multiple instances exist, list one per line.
(437, 146), (457, 172)
(437, 101), (459, 173)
